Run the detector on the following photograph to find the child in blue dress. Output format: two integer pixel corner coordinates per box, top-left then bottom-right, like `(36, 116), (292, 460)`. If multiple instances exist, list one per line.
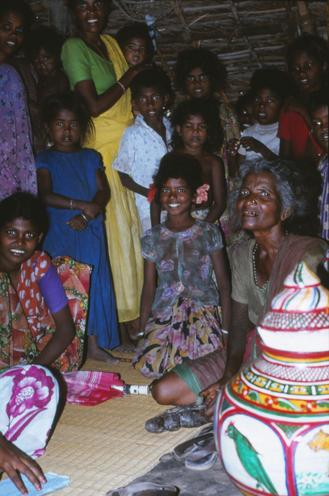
(36, 92), (119, 362)
(133, 152), (231, 378)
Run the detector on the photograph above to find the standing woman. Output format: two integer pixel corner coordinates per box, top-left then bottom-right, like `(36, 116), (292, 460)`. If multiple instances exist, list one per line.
(0, 0), (36, 200)
(62, 0), (144, 330)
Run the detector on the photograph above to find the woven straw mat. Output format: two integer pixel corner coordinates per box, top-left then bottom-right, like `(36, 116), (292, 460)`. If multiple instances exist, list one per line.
(41, 357), (202, 495)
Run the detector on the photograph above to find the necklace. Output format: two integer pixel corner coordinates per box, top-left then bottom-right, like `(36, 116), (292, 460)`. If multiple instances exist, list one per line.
(252, 242), (269, 290)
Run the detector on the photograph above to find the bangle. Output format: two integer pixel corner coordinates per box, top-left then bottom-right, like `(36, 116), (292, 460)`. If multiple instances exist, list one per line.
(69, 199), (74, 209)
(80, 213), (89, 223)
(117, 80), (126, 93)
(221, 329), (229, 335)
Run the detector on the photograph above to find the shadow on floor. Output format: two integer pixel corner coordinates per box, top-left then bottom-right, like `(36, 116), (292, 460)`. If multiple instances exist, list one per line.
(118, 451), (241, 496)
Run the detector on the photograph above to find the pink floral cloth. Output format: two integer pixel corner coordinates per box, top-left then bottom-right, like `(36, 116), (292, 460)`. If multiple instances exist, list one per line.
(0, 365), (59, 458)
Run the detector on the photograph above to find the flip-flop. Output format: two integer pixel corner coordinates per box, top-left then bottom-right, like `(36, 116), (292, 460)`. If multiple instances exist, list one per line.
(106, 481), (180, 495)
(185, 450), (218, 471)
(173, 431), (214, 461)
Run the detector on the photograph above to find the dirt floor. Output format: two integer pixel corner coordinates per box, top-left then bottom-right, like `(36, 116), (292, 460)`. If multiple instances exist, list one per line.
(113, 450), (241, 496)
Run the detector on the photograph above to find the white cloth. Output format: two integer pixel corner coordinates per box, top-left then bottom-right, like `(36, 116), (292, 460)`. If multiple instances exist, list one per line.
(113, 114), (172, 232)
(239, 122), (279, 160)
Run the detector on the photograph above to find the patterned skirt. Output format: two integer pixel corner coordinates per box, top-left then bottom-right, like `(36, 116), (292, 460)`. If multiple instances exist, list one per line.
(133, 297), (224, 378)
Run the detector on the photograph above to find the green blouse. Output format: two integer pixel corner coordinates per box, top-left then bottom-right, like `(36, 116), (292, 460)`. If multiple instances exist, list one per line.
(61, 36), (116, 94)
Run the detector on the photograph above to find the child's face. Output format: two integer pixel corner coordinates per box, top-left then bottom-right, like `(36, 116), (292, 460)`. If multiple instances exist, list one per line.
(312, 105), (328, 152)
(122, 36), (147, 66)
(177, 114), (207, 151)
(48, 109), (81, 152)
(33, 48), (58, 78)
(185, 67), (211, 99)
(134, 86), (166, 125)
(291, 50), (323, 95)
(0, 11), (25, 61)
(160, 177), (194, 217)
(254, 88), (281, 125)
(0, 218), (42, 271)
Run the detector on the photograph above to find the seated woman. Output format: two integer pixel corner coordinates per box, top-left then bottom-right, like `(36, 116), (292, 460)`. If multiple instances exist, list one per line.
(0, 364), (59, 494)
(150, 158), (328, 417)
(0, 192), (90, 372)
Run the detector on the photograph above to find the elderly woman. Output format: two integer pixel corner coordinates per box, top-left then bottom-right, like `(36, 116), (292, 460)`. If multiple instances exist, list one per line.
(147, 158), (327, 430)
(62, 0), (145, 336)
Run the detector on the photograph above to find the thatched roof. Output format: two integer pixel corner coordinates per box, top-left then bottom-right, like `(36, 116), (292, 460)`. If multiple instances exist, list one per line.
(28, 0), (328, 100)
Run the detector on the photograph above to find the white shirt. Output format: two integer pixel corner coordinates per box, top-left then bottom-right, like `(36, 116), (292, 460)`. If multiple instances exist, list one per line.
(113, 114), (172, 232)
(239, 122), (279, 161)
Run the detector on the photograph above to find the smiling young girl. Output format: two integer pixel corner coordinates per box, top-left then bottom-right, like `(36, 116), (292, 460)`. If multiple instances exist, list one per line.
(0, 192), (88, 372)
(36, 92), (119, 363)
(132, 152), (231, 378)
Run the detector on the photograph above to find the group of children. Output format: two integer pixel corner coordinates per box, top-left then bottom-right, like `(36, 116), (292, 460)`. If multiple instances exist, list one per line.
(0, 2), (328, 493)
(1, 4), (328, 380)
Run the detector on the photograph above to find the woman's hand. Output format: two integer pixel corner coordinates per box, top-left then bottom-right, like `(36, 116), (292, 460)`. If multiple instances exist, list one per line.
(0, 435), (46, 495)
(67, 214), (88, 231)
(82, 202), (102, 220)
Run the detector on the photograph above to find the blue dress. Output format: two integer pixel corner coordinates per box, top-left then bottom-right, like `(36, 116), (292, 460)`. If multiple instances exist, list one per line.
(36, 148), (119, 349)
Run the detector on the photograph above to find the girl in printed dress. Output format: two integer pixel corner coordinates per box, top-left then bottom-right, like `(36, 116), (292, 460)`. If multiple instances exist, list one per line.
(133, 152), (231, 378)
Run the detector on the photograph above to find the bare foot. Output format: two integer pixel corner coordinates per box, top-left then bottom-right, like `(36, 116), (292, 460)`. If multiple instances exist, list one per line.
(87, 336), (119, 363)
(124, 318), (141, 342)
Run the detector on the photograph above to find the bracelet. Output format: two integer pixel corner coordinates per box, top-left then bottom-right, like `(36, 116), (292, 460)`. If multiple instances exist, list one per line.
(117, 80), (126, 93)
(221, 329), (229, 335)
(69, 199), (74, 210)
(80, 213), (89, 223)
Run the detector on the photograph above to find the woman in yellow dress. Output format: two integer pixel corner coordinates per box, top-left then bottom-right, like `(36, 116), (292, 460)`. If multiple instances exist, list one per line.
(62, 0), (144, 342)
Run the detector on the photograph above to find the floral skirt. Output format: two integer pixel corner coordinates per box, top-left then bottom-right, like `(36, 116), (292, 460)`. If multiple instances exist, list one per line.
(133, 297), (224, 378)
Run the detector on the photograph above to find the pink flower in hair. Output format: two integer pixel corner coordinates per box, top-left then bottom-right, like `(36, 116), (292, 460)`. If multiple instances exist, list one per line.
(196, 183), (210, 204)
(147, 183), (158, 203)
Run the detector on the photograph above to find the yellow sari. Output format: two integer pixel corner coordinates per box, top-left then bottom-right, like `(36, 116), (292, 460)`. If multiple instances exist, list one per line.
(85, 36), (143, 322)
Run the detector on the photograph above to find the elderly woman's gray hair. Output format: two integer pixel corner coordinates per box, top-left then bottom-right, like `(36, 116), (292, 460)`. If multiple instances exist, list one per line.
(230, 159), (311, 233)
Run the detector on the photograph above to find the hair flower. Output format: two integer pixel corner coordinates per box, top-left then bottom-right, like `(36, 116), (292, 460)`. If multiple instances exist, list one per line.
(196, 183), (210, 204)
(147, 183), (158, 203)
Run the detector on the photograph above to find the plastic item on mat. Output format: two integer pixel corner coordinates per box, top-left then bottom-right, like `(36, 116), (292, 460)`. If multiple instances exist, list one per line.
(112, 384), (150, 395)
(0, 472), (70, 496)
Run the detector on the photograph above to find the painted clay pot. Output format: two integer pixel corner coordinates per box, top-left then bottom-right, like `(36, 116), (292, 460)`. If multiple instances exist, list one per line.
(215, 262), (329, 496)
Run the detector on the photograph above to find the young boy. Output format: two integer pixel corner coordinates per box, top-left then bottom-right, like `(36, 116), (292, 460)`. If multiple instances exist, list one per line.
(229, 68), (291, 163)
(116, 22), (154, 67)
(113, 67), (172, 232)
(309, 90), (328, 240)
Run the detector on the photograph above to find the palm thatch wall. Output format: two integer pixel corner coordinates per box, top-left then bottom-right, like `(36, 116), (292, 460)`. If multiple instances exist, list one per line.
(27, 0), (328, 100)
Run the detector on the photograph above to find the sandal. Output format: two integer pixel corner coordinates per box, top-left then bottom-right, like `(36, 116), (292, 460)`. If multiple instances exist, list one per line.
(185, 450), (217, 471)
(145, 405), (209, 433)
(173, 431), (214, 461)
(107, 481), (180, 495)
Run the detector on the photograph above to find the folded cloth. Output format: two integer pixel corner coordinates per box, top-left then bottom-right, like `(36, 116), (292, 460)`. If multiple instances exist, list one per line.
(0, 473), (70, 496)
